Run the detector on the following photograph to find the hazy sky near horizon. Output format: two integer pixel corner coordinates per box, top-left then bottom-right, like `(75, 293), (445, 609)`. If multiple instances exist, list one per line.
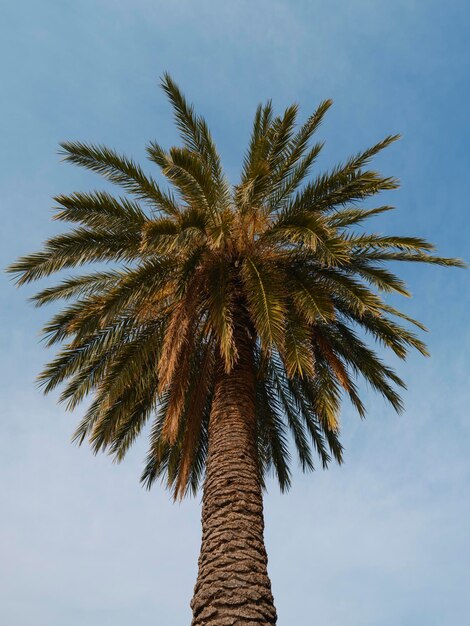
(1, 1), (469, 625)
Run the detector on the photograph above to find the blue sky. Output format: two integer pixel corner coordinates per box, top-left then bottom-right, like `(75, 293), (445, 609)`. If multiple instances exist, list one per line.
(1, 1), (469, 624)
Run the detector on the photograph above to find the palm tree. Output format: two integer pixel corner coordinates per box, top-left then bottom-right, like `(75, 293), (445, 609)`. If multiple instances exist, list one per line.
(8, 74), (463, 625)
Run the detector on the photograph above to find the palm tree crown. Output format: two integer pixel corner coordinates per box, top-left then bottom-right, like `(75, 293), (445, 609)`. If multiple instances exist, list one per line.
(8, 74), (463, 499)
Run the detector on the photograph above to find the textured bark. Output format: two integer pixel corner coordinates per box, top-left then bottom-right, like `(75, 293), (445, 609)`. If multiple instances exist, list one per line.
(190, 327), (277, 625)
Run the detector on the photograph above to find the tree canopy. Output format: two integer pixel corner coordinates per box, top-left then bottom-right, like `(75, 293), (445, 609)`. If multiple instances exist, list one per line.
(8, 74), (464, 499)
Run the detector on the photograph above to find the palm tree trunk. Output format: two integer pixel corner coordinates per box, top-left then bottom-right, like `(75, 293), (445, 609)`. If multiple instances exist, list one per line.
(190, 328), (277, 625)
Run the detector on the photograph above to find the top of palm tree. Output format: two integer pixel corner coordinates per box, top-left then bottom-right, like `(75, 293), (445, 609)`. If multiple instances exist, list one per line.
(7, 73), (464, 499)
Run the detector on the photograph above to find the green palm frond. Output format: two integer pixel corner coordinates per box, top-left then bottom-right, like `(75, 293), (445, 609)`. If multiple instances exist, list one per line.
(242, 257), (286, 352)
(255, 367), (292, 491)
(53, 190), (148, 229)
(9, 227), (141, 285)
(327, 205), (393, 228)
(31, 270), (122, 306)
(160, 73), (226, 186)
(59, 141), (181, 216)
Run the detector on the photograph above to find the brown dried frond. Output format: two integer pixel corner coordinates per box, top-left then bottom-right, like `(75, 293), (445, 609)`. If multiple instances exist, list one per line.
(161, 340), (192, 444)
(157, 297), (193, 393)
(174, 345), (214, 499)
(315, 333), (351, 392)
(135, 284), (174, 322)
